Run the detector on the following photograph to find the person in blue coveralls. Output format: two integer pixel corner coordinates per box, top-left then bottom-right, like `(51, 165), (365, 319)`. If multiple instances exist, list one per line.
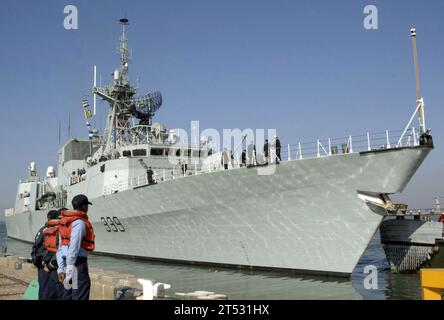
(56, 194), (95, 300)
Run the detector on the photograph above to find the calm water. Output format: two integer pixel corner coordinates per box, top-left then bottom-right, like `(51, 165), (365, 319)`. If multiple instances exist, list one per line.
(0, 221), (423, 300)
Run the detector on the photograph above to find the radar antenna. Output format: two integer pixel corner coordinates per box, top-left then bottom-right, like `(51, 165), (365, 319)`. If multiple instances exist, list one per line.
(92, 18), (164, 156)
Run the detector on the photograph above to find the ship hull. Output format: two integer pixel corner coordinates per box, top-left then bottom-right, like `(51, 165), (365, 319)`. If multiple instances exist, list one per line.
(5, 146), (432, 276)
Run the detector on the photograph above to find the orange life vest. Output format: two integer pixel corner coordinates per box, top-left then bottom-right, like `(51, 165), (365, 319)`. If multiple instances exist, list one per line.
(59, 210), (95, 252)
(43, 219), (60, 253)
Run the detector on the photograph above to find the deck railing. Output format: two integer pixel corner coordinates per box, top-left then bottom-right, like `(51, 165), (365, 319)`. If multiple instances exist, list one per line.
(280, 127), (420, 161)
(102, 127), (421, 195)
(103, 168), (192, 195)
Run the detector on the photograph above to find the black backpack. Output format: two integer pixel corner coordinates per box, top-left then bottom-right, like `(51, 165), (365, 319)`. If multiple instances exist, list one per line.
(31, 226), (46, 269)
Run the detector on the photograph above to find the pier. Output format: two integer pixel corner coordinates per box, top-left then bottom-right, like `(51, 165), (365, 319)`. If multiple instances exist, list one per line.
(0, 254), (228, 300)
(0, 272), (28, 299)
(0, 255), (142, 299)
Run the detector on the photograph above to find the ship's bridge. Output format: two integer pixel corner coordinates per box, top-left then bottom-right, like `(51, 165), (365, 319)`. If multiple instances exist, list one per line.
(60, 139), (95, 163)
(117, 144), (211, 160)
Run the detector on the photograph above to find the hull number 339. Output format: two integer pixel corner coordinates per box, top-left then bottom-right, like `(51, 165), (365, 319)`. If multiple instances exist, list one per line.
(101, 217), (125, 232)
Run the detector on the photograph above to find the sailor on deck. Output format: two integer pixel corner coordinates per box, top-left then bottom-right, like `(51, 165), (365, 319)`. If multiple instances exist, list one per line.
(263, 140), (270, 164)
(274, 135), (281, 164)
(221, 148), (230, 170)
(241, 150), (246, 167)
(247, 142), (256, 167)
(147, 167), (154, 185)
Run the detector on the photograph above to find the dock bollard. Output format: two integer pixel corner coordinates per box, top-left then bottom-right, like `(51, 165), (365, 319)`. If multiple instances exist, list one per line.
(153, 282), (171, 298)
(136, 279), (171, 300)
(14, 261), (23, 270)
(137, 279), (154, 300)
(420, 269), (444, 300)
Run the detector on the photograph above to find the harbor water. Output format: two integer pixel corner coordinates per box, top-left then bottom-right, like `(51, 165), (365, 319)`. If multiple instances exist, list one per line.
(0, 221), (422, 300)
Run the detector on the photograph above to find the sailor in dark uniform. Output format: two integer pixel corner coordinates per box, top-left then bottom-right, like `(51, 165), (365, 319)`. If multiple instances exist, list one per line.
(274, 135), (281, 164)
(147, 167), (154, 185)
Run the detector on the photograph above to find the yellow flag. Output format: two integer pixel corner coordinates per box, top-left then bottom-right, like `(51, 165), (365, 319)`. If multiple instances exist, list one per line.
(84, 109), (92, 119)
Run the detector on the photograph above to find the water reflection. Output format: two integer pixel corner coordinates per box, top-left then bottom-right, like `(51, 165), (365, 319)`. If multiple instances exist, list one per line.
(90, 254), (361, 300)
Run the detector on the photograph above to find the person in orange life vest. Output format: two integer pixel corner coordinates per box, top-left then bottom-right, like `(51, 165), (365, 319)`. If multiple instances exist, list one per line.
(43, 208), (66, 299)
(31, 210), (63, 300)
(56, 194), (95, 300)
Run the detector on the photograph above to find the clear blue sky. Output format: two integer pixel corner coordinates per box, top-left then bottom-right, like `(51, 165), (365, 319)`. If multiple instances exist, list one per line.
(1, 0), (443, 218)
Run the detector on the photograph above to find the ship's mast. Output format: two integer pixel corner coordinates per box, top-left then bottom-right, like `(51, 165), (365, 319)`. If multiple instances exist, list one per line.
(397, 27), (429, 147)
(118, 18), (130, 88)
(410, 27), (426, 134)
(93, 18), (163, 158)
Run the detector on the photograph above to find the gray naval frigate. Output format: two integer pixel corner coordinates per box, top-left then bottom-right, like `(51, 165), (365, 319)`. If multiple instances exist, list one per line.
(4, 21), (434, 276)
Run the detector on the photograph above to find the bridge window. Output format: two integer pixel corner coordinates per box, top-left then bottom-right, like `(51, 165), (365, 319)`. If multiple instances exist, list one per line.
(132, 149), (147, 157)
(167, 148), (180, 157)
(150, 148), (164, 156)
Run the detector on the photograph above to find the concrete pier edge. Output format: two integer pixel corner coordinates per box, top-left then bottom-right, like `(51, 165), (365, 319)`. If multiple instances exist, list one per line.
(0, 255), (228, 300)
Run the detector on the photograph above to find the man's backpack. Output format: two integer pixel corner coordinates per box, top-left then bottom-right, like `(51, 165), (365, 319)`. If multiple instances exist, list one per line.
(30, 226), (46, 269)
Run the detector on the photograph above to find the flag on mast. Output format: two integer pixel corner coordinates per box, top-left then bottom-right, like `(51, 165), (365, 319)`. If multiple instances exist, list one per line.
(84, 109), (92, 119)
(82, 99), (92, 119)
(82, 100), (90, 108)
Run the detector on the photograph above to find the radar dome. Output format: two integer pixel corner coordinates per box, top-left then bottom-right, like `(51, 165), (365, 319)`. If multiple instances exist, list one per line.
(152, 122), (166, 133)
(46, 166), (55, 178)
